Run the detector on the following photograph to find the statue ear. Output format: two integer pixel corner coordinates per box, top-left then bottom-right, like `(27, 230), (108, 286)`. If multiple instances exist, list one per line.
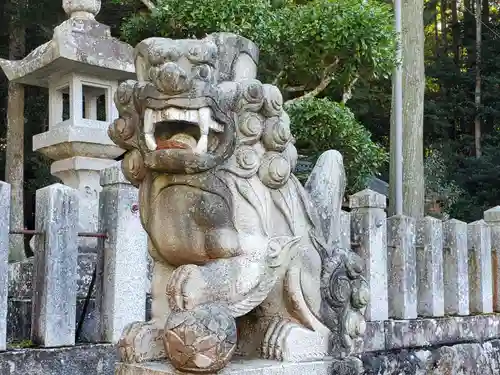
(135, 55), (148, 82)
(206, 32), (259, 81)
(233, 53), (257, 81)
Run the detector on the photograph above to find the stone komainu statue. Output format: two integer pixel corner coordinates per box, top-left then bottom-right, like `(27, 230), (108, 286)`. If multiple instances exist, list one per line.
(108, 32), (368, 373)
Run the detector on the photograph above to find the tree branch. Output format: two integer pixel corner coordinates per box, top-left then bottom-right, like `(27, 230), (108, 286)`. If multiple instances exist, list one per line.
(285, 85), (307, 93)
(341, 76), (359, 105)
(285, 58), (339, 105)
(141, 0), (156, 11)
(273, 70), (285, 86)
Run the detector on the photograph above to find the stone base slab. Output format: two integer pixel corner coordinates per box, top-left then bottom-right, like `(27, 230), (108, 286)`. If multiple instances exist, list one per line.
(360, 314), (500, 352)
(117, 338), (500, 375)
(361, 338), (500, 375)
(0, 344), (116, 375)
(115, 359), (336, 375)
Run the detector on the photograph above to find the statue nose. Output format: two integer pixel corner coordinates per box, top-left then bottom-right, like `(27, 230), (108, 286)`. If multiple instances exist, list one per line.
(154, 62), (191, 94)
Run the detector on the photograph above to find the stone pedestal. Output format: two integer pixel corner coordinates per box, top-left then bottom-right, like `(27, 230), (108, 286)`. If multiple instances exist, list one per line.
(115, 359), (337, 375)
(49, 157), (117, 251)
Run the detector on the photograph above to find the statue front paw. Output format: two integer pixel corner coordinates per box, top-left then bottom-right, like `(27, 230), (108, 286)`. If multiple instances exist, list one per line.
(118, 320), (165, 363)
(262, 317), (299, 361)
(261, 317), (329, 362)
(167, 264), (207, 311)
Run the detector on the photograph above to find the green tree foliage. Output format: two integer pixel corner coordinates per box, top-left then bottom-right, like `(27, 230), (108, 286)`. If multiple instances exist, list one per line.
(286, 99), (387, 192)
(113, 0), (395, 192)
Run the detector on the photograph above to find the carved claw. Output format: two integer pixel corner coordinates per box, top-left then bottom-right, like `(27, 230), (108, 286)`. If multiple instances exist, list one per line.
(166, 264), (206, 311)
(262, 317), (301, 361)
(118, 321), (165, 363)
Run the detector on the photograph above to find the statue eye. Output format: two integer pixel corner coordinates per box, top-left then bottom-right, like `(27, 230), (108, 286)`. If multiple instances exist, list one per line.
(198, 65), (211, 80)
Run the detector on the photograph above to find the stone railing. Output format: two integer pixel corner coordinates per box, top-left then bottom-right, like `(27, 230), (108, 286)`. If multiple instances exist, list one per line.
(347, 188), (500, 353)
(0, 162), (148, 351)
(2, 179), (500, 356)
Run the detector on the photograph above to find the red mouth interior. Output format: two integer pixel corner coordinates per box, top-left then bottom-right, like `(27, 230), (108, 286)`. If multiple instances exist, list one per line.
(156, 139), (191, 150)
(154, 120), (200, 150)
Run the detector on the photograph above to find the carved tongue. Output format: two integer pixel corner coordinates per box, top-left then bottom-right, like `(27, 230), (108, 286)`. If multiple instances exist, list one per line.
(156, 133), (197, 150)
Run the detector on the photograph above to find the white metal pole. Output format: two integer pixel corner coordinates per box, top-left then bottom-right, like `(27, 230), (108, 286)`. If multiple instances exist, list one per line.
(394, 0), (403, 216)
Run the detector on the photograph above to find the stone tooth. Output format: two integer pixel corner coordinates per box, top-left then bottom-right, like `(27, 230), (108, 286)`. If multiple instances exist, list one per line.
(187, 110), (199, 124)
(144, 108), (155, 133)
(198, 107), (224, 133)
(198, 107), (211, 135)
(144, 109), (158, 151)
(194, 134), (208, 154)
(165, 108), (181, 121)
(145, 133), (157, 151)
(210, 122), (224, 132)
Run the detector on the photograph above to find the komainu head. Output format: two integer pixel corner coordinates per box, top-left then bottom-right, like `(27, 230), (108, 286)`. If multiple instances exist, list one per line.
(109, 32), (297, 188)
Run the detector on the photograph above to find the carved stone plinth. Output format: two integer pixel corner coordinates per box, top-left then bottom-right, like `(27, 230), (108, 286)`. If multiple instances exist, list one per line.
(115, 358), (363, 375)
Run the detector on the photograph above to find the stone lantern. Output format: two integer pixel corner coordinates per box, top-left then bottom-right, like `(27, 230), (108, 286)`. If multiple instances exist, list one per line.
(0, 0), (136, 251)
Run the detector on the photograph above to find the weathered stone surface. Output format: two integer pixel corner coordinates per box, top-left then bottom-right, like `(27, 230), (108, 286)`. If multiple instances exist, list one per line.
(468, 220), (493, 313)
(98, 162), (148, 343)
(387, 215), (417, 319)
(350, 189), (388, 321)
(362, 339), (500, 375)
(0, 344), (115, 375)
(164, 304), (237, 373)
(8, 298), (100, 344)
(31, 183), (80, 347)
(0, 181), (10, 351)
(116, 359), (337, 375)
(349, 188), (386, 209)
(352, 315), (500, 353)
(0, 5), (134, 87)
(443, 219), (469, 315)
(9, 254), (97, 300)
(63, 0), (101, 19)
(362, 349), (430, 375)
(415, 216), (444, 317)
(117, 338), (500, 375)
(357, 321), (385, 353)
(384, 315), (500, 350)
(485, 206), (500, 312)
(305, 150), (346, 247)
(109, 32), (368, 371)
(339, 210), (351, 249)
(47, 157), (120, 254)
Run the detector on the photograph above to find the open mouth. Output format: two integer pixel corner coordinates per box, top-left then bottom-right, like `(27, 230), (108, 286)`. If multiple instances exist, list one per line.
(143, 107), (224, 154)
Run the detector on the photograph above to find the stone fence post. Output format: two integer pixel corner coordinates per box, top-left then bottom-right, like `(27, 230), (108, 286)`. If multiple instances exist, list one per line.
(484, 206), (500, 312)
(349, 189), (388, 321)
(416, 216), (444, 317)
(340, 210), (351, 249)
(31, 183), (80, 347)
(387, 215), (417, 319)
(468, 220), (493, 314)
(98, 163), (148, 343)
(0, 181), (10, 351)
(443, 219), (469, 315)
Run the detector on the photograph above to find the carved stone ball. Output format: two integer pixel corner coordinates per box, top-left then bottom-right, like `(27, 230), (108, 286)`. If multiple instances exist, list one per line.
(63, 0), (101, 18)
(164, 304), (237, 373)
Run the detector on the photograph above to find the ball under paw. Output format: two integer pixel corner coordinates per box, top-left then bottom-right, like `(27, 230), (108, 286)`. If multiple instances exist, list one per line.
(163, 304), (237, 373)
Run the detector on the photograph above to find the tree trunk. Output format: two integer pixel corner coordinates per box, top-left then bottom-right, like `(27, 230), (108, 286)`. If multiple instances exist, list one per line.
(431, 0), (439, 55)
(389, 0), (425, 218)
(441, 0), (447, 52)
(451, 0), (460, 64)
(482, 0), (489, 24)
(474, 0), (482, 157)
(6, 0), (26, 262)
